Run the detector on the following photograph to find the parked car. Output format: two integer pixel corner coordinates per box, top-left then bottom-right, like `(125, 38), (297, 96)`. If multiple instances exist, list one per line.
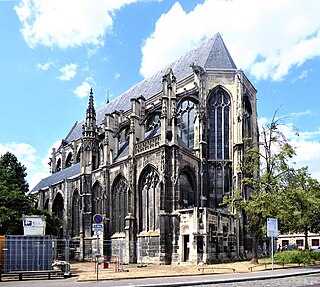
(312, 246), (320, 252)
(281, 244), (298, 251)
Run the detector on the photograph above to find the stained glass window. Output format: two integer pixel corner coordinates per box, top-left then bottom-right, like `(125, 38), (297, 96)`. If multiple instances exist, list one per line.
(208, 89), (230, 160)
(177, 100), (196, 149)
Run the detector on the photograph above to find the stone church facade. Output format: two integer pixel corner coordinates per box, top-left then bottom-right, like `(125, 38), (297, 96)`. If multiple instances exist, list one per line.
(31, 33), (258, 264)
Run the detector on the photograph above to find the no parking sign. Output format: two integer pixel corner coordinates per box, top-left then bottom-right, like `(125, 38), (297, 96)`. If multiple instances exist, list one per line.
(93, 214), (103, 224)
(92, 214), (104, 235)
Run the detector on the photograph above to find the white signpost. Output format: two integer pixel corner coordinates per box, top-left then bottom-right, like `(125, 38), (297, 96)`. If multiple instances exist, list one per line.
(267, 218), (278, 270)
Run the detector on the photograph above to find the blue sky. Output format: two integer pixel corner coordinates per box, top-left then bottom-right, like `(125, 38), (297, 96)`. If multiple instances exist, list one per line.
(1, 0), (320, 188)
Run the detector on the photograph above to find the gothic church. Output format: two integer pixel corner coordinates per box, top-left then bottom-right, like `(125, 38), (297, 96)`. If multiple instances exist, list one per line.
(31, 33), (258, 264)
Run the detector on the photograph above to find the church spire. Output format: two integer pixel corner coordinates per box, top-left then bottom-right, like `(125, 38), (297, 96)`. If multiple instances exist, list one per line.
(83, 87), (97, 139)
(86, 87), (96, 127)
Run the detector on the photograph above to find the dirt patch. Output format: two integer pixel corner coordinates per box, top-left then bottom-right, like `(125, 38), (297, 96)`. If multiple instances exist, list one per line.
(71, 261), (278, 281)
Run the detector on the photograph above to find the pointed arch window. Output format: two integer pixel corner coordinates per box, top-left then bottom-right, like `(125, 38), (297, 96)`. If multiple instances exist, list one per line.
(92, 183), (103, 216)
(178, 172), (195, 209)
(177, 100), (195, 149)
(72, 190), (80, 237)
(66, 152), (73, 168)
(145, 113), (161, 139)
(111, 175), (128, 233)
(52, 193), (64, 220)
(146, 113), (161, 132)
(208, 89), (230, 160)
(56, 158), (61, 172)
(139, 167), (160, 232)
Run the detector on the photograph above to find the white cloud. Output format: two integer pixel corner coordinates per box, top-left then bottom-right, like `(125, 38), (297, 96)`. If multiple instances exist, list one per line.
(291, 69), (311, 83)
(140, 0), (320, 81)
(37, 60), (54, 71)
(58, 63), (77, 81)
(73, 77), (96, 99)
(290, 136), (320, 181)
(14, 0), (150, 49)
(114, 72), (121, 79)
(0, 142), (37, 172)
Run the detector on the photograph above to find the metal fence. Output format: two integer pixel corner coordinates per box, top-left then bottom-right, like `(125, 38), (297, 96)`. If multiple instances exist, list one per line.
(0, 236), (133, 275)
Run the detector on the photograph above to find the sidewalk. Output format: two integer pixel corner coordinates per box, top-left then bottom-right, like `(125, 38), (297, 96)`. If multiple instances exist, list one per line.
(70, 261), (320, 283)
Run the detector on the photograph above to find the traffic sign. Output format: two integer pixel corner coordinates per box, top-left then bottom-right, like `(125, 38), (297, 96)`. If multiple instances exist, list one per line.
(92, 223), (104, 230)
(93, 214), (103, 224)
(92, 223), (104, 235)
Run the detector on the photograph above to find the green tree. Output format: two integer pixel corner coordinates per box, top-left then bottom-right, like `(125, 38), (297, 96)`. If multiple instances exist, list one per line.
(278, 167), (320, 250)
(0, 152), (61, 235)
(227, 111), (295, 263)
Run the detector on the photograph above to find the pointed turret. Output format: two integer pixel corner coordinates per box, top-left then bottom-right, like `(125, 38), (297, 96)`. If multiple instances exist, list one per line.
(83, 88), (97, 138)
(81, 88), (99, 173)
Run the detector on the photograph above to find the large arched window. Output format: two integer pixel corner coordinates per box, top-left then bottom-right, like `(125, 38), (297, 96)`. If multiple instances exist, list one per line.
(111, 175), (129, 233)
(178, 172), (195, 209)
(208, 88), (232, 206)
(208, 89), (230, 160)
(177, 99), (195, 149)
(139, 166), (160, 232)
(92, 182), (103, 216)
(52, 193), (64, 220)
(72, 190), (80, 237)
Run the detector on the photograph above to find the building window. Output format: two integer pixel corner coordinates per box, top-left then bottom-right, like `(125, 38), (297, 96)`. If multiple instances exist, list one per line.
(312, 239), (319, 247)
(243, 95), (253, 139)
(92, 183), (103, 216)
(208, 89), (230, 160)
(111, 175), (128, 233)
(56, 158), (61, 172)
(178, 172), (195, 209)
(296, 239), (304, 247)
(282, 240), (289, 247)
(146, 113), (161, 132)
(66, 152), (73, 167)
(52, 193), (64, 220)
(139, 166), (160, 232)
(177, 99), (195, 149)
(72, 190), (80, 237)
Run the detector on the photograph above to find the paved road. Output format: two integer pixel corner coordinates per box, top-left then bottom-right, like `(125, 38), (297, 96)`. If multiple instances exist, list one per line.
(196, 274), (320, 286)
(2, 267), (320, 287)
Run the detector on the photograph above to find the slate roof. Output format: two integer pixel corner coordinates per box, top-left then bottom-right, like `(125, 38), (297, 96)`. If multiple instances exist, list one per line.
(30, 163), (80, 194)
(65, 33), (236, 143)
